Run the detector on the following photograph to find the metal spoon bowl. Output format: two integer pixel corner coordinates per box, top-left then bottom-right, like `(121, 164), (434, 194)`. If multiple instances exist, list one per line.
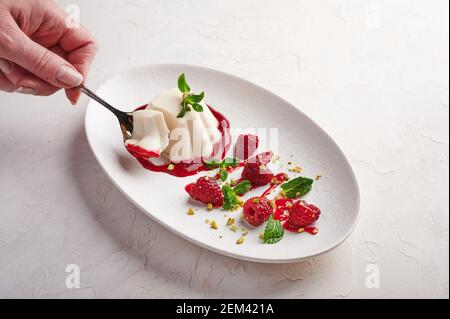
(78, 85), (134, 140)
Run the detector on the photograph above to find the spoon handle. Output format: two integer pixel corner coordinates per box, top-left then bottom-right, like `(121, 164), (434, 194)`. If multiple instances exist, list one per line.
(78, 85), (123, 117)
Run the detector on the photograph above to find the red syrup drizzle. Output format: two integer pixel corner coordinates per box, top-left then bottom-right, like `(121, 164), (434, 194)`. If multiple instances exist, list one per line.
(126, 104), (232, 177)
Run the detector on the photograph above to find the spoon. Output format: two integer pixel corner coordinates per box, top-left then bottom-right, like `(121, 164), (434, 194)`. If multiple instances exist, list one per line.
(78, 84), (134, 140)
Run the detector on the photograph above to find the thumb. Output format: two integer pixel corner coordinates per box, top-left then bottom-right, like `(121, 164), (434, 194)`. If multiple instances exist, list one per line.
(1, 18), (83, 88)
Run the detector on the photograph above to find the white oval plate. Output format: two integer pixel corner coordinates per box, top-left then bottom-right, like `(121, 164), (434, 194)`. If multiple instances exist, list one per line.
(85, 64), (360, 263)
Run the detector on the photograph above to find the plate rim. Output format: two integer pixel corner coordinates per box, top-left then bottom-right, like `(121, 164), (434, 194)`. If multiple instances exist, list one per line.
(84, 62), (361, 263)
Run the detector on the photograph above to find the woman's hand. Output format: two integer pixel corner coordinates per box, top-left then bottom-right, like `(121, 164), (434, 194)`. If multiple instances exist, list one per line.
(0, 0), (97, 104)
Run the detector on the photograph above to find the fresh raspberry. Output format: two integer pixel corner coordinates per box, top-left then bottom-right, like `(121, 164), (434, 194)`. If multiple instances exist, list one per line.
(288, 200), (321, 228)
(243, 196), (274, 226)
(185, 176), (223, 207)
(241, 159), (274, 186)
(234, 134), (259, 160)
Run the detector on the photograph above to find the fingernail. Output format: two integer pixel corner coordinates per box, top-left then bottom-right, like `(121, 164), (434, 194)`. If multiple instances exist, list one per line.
(0, 59), (12, 75)
(16, 87), (37, 95)
(56, 65), (83, 87)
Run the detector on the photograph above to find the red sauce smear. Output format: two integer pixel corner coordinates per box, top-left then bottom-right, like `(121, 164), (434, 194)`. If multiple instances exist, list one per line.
(126, 104), (231, 177)
(261, 173), (288, 197)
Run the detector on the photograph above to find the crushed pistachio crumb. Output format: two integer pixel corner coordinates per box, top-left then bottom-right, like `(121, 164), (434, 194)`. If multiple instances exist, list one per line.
(289, 166), (302, 173)
(259, 233), (265, 240)
(207, 203), (214, 211)
(236, 236), (245, 245)
(252, 198), (260, 204)
(229, 179), (237, 187)
(269, 201), (275, 208)
(230, 224), (238, 232)
(227, 218), (235, 226)
(316, 174), (323, 180)
(167, 164), (175, 171)
(210, 220), (218, 230)
(287, 161), (292, 165)
(241, 228), (249, 236)
(187, 208), (195, 216)
(205, 219), (210, 224)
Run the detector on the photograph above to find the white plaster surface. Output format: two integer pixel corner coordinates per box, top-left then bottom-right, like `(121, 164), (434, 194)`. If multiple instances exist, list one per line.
(0, 0), (448, 298)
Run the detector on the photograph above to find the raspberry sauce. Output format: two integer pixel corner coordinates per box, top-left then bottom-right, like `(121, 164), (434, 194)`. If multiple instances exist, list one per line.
(126, 104), (231, 177)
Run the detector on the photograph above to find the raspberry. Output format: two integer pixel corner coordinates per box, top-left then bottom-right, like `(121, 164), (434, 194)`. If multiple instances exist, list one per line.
(185, 176), (223, 207)
(243, 197), (274, 226)
(288, 200), (321, 228)
(241, 160), (274, 186)
(234, 134), (259, 160)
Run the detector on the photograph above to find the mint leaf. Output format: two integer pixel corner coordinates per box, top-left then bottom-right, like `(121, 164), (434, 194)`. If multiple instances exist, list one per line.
(219, 167), (228, 182)
(233, 180), (251, 196)
(263, 215), (284, 244)
(177, 73), (190, 93)
(222, 157), (239, 167)
(185, 92), (204, 104)
(176, 105), (188, 118)
(204, 157), (240, 170)
(204, 158), (222, 169)
(192, 103), (203, 112)
(280, 177), (313, 198)
(222, 185), (238, 211)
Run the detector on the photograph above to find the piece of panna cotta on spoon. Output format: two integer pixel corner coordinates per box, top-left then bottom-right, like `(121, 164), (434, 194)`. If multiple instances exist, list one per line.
(125, 74), (222, 163)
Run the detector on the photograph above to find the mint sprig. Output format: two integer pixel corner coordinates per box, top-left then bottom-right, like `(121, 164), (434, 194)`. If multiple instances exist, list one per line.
(204, 157), (240, 182)
(177, 73), (205, 118)
(233, 180), (251, 196)
(221, 180), (250, 211)
(222, 185), (239, 211)
(280, 176), (313, 198)
(263, 215), (284, 244)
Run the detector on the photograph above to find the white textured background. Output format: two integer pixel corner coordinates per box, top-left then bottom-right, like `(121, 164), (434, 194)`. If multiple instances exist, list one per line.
(0, 0), (448, 298)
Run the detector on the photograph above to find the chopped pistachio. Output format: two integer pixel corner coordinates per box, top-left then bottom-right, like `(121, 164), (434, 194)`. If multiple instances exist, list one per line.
(230, 224), (238, 232)
(229, 179), (237, 187)
(210, 220), (218, 230)
(187, 208), (195, 216)
(167, 164), (175, 171)
(316, 174), (323, 180)
(207, 203), (214, 211)
(241, 227), (249, 236)
(227, 218), (235, 226)
(252, 198), (260, 204)
(289, 166), (302, 173)
(259, 233), (265, 240)
(236, 236), (245, 245)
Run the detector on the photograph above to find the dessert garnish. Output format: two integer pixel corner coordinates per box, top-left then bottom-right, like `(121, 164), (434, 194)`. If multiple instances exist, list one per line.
(280, 176), (313, 198)
(234, 134), (259, 160)
(205, 157), (240, 181)
(262, 215), (284, 244)
(242, 196), (273, 226)
(176, 73), (205, 118)
(221, 180), (251, 211)
(185, 176), (223, 207)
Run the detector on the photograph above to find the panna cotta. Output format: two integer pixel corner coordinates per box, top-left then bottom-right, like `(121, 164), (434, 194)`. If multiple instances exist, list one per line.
(125, 110), (170, 159)
(127, 88), (223, 163)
